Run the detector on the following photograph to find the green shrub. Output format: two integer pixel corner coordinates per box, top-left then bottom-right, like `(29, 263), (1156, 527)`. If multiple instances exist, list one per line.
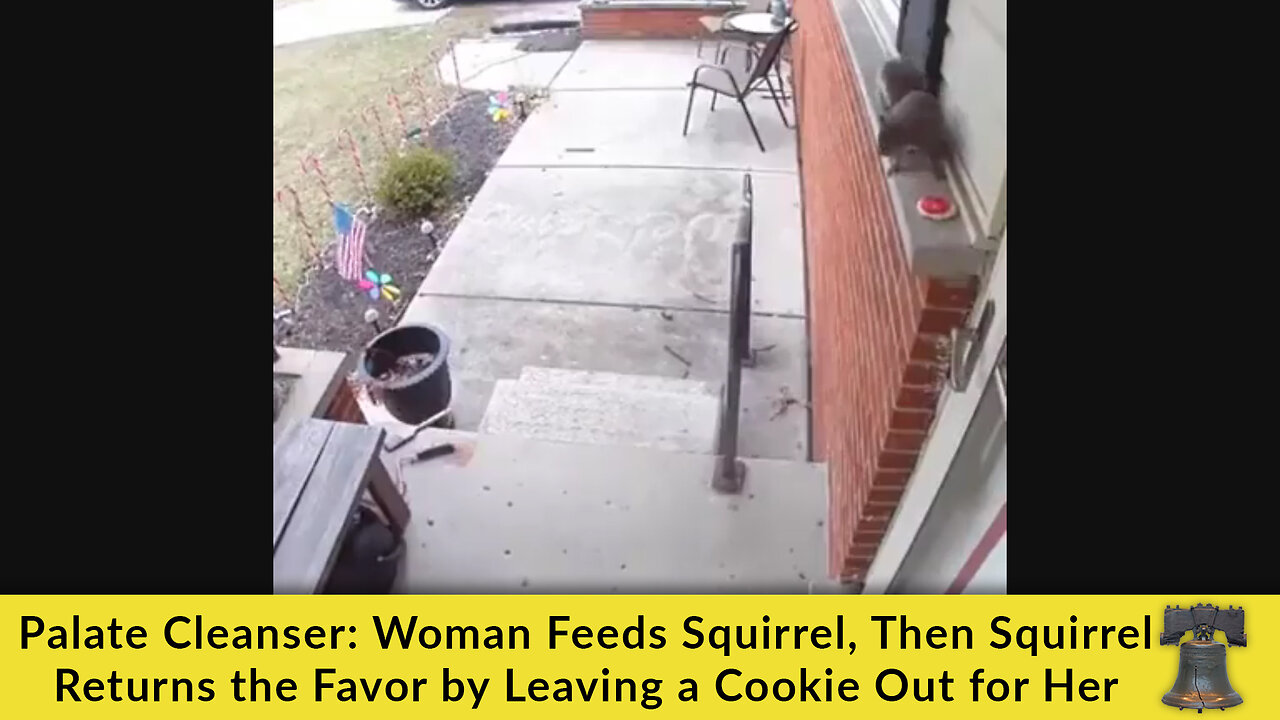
(375, 149), (454, 217)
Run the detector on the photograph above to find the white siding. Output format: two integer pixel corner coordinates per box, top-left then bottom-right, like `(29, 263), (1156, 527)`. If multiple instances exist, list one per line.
(939, 0), (1006, 231)
(887, 372), (1007, 594)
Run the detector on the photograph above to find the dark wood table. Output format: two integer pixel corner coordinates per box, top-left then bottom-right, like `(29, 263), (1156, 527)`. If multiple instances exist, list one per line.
(273, 346), (362, 442)
(272, 418), (410, 594)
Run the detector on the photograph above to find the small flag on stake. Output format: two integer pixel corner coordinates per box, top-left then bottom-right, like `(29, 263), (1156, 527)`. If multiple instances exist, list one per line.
(332, 203), (367, 282)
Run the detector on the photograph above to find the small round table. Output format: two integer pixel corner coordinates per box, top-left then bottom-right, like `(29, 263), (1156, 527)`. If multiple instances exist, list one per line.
(724, 12), (791, 36)
(722, 13), (793, 104)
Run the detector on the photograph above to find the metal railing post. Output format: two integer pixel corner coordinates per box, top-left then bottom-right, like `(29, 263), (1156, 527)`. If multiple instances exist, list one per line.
(450, 40), (463, 97)
(713, 240), (748, 493)
(737, 174), (754, 367)
(713, 173), (754, 493)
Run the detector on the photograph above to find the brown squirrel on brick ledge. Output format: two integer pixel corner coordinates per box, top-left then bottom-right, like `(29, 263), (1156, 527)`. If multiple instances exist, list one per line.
(878, 90), (950, 181)
(875, 58), (950, 181)
(878, 57), (927, 111)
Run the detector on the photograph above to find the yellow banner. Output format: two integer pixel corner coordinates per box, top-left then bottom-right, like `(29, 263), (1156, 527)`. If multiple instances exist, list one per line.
(3, 595), (1276, 717)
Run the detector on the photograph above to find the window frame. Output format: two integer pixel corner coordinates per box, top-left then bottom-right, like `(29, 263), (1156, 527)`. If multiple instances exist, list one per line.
(934, 0), (1005, 239)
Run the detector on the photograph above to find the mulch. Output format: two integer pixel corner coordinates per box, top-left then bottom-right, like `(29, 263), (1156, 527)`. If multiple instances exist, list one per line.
(275, 91), (526, 356)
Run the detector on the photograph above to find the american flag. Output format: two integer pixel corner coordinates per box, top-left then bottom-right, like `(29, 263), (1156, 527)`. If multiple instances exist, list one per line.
(332, 204), (366, 281)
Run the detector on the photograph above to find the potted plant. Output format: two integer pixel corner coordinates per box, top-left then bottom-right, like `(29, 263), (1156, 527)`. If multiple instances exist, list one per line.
(358, 323), (454, 426)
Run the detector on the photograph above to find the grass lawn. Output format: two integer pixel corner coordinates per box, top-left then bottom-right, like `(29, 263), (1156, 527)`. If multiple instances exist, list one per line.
(273, 7), (495, 299)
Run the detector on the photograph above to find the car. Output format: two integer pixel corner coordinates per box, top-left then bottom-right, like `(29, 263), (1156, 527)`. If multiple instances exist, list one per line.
(403, 0), (454, 10)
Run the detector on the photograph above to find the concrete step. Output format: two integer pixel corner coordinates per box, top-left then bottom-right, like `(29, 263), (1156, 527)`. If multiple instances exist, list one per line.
(517, 366), (721, 398)
(386, 431), (830, 593)
(479, 378), (720, 454)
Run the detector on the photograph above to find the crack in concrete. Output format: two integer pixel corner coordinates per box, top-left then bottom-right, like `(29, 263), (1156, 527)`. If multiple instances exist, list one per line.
(413, 290), (806, 319)
(496, 163), (798, 175)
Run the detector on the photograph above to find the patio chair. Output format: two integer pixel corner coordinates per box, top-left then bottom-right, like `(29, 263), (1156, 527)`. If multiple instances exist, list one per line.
(696, 11), (754, 61)
(683, 20), (796, 152)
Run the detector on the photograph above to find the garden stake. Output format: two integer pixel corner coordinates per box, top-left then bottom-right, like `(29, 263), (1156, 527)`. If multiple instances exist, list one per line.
(363, 106), (392, 158)
(410, 68), (431, 127)
(388, 92), (408, 140)
(340, 128), (371, 199)
(301, 155), (334, 205)
(279, 185), (319, 258)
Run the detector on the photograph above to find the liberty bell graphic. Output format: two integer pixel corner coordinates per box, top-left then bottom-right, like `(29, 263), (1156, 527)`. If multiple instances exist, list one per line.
(1160, 603), (1245, 712)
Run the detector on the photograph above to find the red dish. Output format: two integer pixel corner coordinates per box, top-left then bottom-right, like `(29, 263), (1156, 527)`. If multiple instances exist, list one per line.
(917, 196), (957, 221)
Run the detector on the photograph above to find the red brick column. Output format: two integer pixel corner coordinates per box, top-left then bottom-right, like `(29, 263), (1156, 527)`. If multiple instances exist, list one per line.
(792, 0), (977, 581)
(581, 5), (733, 39)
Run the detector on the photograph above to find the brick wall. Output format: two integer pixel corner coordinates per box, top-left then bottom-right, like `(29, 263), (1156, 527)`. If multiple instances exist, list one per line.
(581, 7), (722, 39)
(792, 0), (978, 581)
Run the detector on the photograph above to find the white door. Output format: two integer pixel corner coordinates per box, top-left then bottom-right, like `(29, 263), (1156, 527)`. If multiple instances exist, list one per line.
(862, 233), (1007, 594)
(938, 0), (1007, 240)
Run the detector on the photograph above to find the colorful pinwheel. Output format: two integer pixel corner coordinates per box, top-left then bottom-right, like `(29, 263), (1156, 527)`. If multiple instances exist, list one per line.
(358, 270), (401, 302)
(488, 91), (513, 123)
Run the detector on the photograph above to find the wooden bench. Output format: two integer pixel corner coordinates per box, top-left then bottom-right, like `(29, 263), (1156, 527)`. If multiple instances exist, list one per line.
(272, 418), (410, 593)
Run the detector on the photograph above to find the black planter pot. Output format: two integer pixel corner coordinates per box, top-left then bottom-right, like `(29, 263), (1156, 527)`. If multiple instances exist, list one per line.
(359, 324), (453, 425)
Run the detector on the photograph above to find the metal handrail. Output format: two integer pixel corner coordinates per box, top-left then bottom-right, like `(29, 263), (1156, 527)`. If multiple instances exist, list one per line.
(736, 174), (754, 366)
(713, 174), (754, 493)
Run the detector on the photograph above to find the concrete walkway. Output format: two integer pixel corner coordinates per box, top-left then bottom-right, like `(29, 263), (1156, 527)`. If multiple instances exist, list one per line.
(399, 39), (809, 461)
(363, 39), (834, 592)
(435, 37), (576, 91)
(387, 428), (830, 593)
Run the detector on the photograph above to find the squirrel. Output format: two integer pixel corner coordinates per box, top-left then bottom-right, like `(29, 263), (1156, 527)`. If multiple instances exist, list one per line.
(877, 90), (950, 181)
(878, 57), (927, 112)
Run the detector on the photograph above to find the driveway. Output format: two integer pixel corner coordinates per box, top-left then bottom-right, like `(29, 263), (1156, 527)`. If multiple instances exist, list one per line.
(273, 0), (452, 48)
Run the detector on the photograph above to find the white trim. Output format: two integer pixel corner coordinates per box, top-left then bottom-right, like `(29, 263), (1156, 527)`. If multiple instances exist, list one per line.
(862, 233), (1007, 593)
(860, 0), (900, 52)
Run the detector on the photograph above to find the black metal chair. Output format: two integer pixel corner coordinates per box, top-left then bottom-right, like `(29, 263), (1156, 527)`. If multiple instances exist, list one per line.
(696, 11), (753, 61)
(683, 20), (796, 152)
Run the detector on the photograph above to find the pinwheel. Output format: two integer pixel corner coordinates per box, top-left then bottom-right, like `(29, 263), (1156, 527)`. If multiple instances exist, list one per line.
(488, 91), (514, 123)
(358, 270), (401, 302)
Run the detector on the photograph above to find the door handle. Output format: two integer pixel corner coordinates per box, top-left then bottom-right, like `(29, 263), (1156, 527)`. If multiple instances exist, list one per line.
(949, 299), (994, 393)
(949, 326), (975, 392)
(994, 340), (1007, 416)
